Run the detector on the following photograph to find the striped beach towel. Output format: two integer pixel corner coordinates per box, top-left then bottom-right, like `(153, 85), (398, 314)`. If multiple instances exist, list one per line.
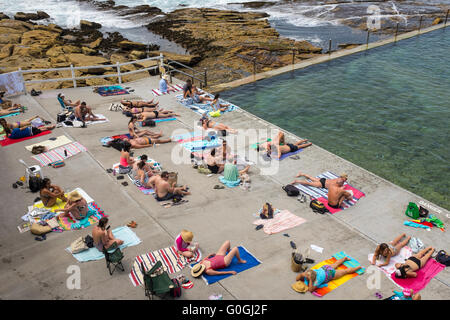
(252, 210), (307, 235)
(31, 142), (87, 166)
(152, 84), (183, 96)
(175, 94), (238, 116)
(293, 171), (365, 214)
(129, 246), (202, 287)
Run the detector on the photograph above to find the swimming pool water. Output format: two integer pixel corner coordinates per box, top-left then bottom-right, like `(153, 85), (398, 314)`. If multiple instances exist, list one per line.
(221, 30), (450, 210)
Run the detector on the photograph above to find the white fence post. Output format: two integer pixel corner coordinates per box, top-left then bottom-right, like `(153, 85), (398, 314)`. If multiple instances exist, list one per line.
(70, 64), (77, 88)
(116, 62), (122, 84)
(18, 67), (27, 95)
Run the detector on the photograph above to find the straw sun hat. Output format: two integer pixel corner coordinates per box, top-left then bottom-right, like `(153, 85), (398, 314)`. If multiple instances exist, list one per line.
(67, 190), (83, 202)
(181, 229), (193, 243)
(191, 263), (206, 278)
(162, 74), (169, 81)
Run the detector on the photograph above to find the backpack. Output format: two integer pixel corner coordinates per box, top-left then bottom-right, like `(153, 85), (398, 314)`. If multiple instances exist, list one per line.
(310, 199), (329, 214)
(435, 250), (450, 267)
(169, 278), (182, 298)
(29, 176), (42, 193)
(141, 119), (155, 127)
(282, 184), (299, 197)
(31, 145), (46, 155)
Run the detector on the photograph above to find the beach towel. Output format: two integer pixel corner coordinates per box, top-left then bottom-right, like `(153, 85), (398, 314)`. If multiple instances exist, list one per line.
(404, 221), (431, 230)
(0, 130), (51, 147)
(62, 114), (109, 127)
(152, 84), (183, 96)
(129, 246), (202, 287)
(0, 112), (20, 119)
(66, 226), (141, 262)
(100, 133), (132, 146)
(97, 85), (129, 96)
(272, 147), (303, 161)
(112, 159), (161, 195)
(368, 246), (413, 276)
(252, 210), (307, 235)
(138, 117), (177, 127)
(305, 252), (364, 297)
(293, 171), (365, 214)
(31, 188), (94, 213)
(57, 202), (107, 231)
(182, 138), (222, 152)
(31, 142), (87, 166)
(189, 246), (261, 285)
(25, 135), (72, 151)
(176, 94), (238, 115)
(390, 259), (445, 292)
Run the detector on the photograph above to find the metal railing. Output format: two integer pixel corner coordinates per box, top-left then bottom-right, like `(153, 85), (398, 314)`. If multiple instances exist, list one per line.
(18, 54), (164, 92)
(164, 60), (207, 88)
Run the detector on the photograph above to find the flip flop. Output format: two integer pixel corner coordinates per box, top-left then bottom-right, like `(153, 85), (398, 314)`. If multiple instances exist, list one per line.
(106, 169), (113, 173)
(255, 224), (264, 230)
(290, 241), (297, 250)
(283, 233), (290, 237)
(16, 181), (23, 186)
(12, 183), (17, 189)
(34, 236), (43, 241)
(117, 175), (124, 180)
(213, 185), (225, 189)
(121, 182), (128, 186)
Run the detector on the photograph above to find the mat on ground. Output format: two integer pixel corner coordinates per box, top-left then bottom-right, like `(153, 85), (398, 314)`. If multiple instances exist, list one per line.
(25, 135), (72, 151)
(32, 142), (87, 166)
(152, 84), (183, 96)
(97, 85), (129, 96)
(66, 226), (141, 262)
(129, 246), (202, 287)
(62, 114), (109, 127)
(252, 210), (307, 235)
(390, 259), (445, 292)
(0, 130), (51, 147)
(293, 171), (365, 213)
(189, 246), (261, 285)
(303, 251), (364, 297)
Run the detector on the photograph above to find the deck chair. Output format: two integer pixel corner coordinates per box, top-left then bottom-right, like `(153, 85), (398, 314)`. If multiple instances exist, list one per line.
(57, 97), (73, 112)
(103, 245), (125, 275)
(140, 260), (174, 300)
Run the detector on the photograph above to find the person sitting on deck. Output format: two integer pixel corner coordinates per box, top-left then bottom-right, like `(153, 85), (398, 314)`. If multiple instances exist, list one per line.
(191, 240), (246, 278)
(175, 229), (199, 258)
(56, 190), (90, 220)
(74, 102), (105, 123)
(132, 154), (155, 176)
(371, 233), (411, 267)
(92, 217), (124, 252)
(200, 117), (237, 134)
(1, 119), (55, 139)
(326, 178), (353, 209)
(57, 93), (79, 109)
(119, 141), (135, 171)
(206, 148), (225, 174)
(39, 178), (67, 207)
(123, 136), (171, 149)
(295, 257), (362, 293)
(159, 74), (177, 94)
(291, 172), (348, 189)
(154, 171), (190, 202)
(127, 116), (163, 139)
(394, 247), (435, 279)
(219, 156), (250, 187)
(210, 93), (230, 112)
(0, 91), (23, 109)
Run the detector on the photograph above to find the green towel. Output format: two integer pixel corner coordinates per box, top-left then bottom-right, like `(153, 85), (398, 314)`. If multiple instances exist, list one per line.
(223, 163), (239, 181)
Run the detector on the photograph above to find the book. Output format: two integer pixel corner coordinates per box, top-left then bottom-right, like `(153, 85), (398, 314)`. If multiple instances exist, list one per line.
(17, 222), (31, 233)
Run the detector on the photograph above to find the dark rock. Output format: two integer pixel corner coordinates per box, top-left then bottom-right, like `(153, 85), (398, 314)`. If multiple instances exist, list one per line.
(80, 20), (102, 30)
(0, 12), (10, 20)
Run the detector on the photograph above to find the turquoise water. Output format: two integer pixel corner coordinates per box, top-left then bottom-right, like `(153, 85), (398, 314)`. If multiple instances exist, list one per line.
(221, 30), (450, 210)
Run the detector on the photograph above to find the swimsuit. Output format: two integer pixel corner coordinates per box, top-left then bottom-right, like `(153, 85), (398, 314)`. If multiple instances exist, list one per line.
(153, 110), (159, 118)
(206, 255), (226, 270)
(208, 164), (219, 174)
(155, 192), (175, 201)
(328, 202), (341, 209)
(287, 143), (299, 153)
(319, 178), (326, 189)
(407, 256), (421, 269)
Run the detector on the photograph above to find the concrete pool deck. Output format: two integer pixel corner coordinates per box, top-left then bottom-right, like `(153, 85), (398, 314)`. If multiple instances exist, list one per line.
(0, 75), (449, 300)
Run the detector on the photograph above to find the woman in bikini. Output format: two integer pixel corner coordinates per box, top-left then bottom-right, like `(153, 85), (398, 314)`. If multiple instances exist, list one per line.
(371, 233), (411, 267)
(394, 247), (435, 279)
(1, 119), (55, 139)
(0, 116), (50, 131)
(127, 116), (163, 139)
(200, 117), (237, 134)
(121, 99), (159, 108)
(296, 257), (362, 293)
(191, 240), (247, 278)
(0, 105), (24, 116)
(39, 178), (67, 207)
(210, 93), (230, 112)
(119, 141), (135, 169)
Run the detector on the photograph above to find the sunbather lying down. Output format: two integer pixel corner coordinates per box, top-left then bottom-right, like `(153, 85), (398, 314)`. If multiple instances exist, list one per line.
(296, 257), (362, 293)
(394, 247), (435, 279)
(0, 105), (24, 116)
(121, 99), (159, 108)
(136, 110), (179, 121)
(371, 233), (411, 267)
(256, 131), (311, 159)
(200, 117), (237, 134)
(123, 137), (171, 149)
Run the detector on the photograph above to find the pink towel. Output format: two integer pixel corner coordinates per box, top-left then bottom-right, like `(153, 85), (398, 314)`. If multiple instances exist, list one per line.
(390, 259), (445, 292)
(253, 210), (307, 235)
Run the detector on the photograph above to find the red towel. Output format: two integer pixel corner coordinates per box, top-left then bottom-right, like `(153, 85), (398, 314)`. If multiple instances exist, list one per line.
(390, 259), (445, 292)
(0, 130), (51, 147)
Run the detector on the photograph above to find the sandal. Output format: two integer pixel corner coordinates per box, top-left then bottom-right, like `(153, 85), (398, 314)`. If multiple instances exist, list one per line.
(127, 221), (137, 228)
(213, 185), (225, 189)
(255, 224), (264, 230)
(121, 182), (128, 186)
(117, 175), (124, 180)
(290, 241), (297, 250)
(106, 169), (113, 173)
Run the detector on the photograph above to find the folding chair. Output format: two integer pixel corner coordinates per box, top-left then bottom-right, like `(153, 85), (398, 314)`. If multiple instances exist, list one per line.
(103, 245), (125, 275)
(140, 260), (174, 300)
(57, 97), (73, 112)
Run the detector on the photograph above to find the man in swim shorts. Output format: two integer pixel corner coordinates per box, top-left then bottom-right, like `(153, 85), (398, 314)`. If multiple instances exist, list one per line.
(124, 137), (171, 149)
(154, 171), (190, 201)
(291, 173), (348, 189)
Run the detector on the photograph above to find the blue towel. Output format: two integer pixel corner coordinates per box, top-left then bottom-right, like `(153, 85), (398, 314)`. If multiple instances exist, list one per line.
(182, 139), (221, 151)
(66, 226), (141, 262)
(332, 251), (365, 275)
(190, 246), (261, 285)
(219, 176), (241, 188)
(404, 221), (430, 230)
(0, 112), (20, 119)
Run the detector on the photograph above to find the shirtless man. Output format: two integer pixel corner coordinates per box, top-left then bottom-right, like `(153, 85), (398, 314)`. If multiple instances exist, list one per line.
(123, 136), (171, 149)
(127, 116), (163, 139)
(154, 171), (191, 202)
(327, 179), (353, 209)
(291, 173), (348, 189)
(136, 109), (179, 121)
(74, 102), (104, 122)
(121, 99), (159, 108)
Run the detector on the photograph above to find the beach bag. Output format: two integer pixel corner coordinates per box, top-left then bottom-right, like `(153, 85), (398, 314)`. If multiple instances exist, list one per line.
(31, 145), (46, 155)
(435, 250), (450, 267)
(118, 165), (131, 174)
(310, 200), (328, 214)
(405, 202), (420, 219)
(70, 237), (89, 254)
(291, 251), (305, 272)
(260, 203), (274, 219)
(169, 278), (182, 298)
(141, 119), (155, 127)
(29, 176), (42, 193)
(282, 184), (299, 197)
(30, 223), (52, 236)
(51, 160), (65, 168)
(108, 138), (125, 151)
(57, 112), (67, 123)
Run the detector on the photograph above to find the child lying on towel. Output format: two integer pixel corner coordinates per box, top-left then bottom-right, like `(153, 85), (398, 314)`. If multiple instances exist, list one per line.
(296, 257), (362, 293)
